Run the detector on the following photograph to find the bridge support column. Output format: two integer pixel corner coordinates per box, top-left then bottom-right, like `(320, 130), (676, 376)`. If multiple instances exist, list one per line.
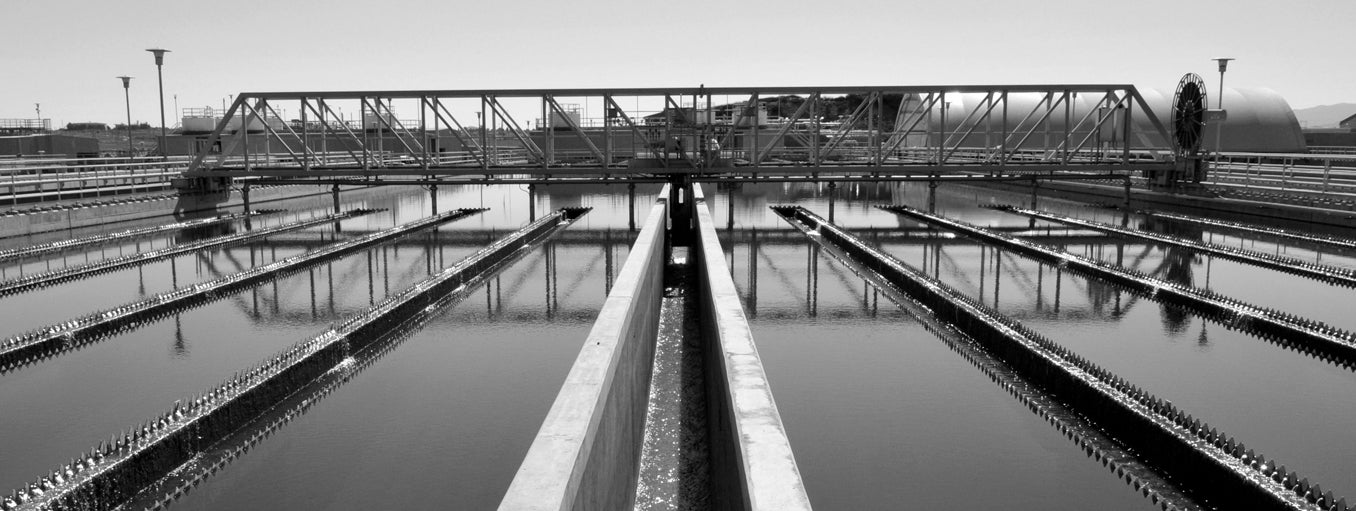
(332, 184), (341, 214)
(242, 184), (252, 229)
(827, 182), (837, 222)
(1123, 179), (1132, 208)
(667, 176), (694, 247)
(430, 185), (438, 215)
(1029, 180), (1040, 228)
(927, 180), (938, 213)
(628, 183), (636, 232)
(727, 185), (735, 231)
(529, 184), (537, 221)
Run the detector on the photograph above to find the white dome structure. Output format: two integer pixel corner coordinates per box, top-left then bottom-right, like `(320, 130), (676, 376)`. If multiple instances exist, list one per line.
(923, 87), (1305, 154)
(1139, 87), (1306, 153)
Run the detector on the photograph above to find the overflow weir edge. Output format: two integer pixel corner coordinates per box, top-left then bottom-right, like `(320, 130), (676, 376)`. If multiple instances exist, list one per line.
(3, 208), (589, 511)
(773, 204), (1344, 511)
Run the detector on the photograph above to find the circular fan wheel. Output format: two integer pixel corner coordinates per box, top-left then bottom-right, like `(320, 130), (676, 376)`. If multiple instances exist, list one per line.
(1172, 73), (1208, 156)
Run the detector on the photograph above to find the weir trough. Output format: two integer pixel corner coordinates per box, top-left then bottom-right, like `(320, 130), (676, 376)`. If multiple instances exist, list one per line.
(2, 208), (589, 511)
(796, 217), (1203, 509)
(501, 184), (809, 510)
(0, 211), (275, 263)
(882, 204), (1356, 371)
(988, 204), (1356, 288)
(0, 209), (379, 297)
(774, 205), (1346, 511)
(1137, 208), (1356, 252)
(0, 208), (486, 374)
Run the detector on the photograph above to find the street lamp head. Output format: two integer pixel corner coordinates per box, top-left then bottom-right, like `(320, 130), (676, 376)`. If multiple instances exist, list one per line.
(1212, 57), (1235, 73)
(117, 76), (133, 88)
(146, 48), (170, 65)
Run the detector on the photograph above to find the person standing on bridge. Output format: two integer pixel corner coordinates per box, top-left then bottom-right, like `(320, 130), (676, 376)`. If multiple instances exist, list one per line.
(703, 136), (720, 169)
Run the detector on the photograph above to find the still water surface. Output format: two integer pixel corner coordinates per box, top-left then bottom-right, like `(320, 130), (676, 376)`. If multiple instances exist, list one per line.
(0, 181), (1352, 508)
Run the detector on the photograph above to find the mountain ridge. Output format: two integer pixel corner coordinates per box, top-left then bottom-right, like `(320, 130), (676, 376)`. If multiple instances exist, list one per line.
(1292, 103), (1356, 129)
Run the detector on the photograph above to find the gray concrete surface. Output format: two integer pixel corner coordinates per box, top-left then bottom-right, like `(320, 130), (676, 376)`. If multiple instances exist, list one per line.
(499, 187), (669, 511)
(693, 185), (812, 511)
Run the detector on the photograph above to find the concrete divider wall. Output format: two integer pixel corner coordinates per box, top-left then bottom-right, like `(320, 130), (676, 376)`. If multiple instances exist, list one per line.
(499, 186), (670, 510)
(692, 186), (812, 510)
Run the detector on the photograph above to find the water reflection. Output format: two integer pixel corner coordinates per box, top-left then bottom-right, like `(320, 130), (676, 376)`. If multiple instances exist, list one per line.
(160, 230), (639, 330)
(720, 211), (1231, 340)
(735, 220), (1167, 510)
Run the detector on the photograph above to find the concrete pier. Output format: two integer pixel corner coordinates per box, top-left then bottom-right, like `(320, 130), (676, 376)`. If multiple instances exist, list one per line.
(501, 186), (809, 510)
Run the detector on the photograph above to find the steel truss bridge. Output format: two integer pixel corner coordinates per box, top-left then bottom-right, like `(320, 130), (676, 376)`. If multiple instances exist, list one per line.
(182, 85), (1179, 188)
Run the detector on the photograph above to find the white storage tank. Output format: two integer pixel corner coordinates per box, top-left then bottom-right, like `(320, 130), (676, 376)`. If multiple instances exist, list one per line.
(181, 107), (219, 134)
(550, 106), (582, 128)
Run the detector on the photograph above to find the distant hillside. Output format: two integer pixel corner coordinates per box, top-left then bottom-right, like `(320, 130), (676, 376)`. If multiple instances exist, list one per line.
(1292, 103), (1356, 129)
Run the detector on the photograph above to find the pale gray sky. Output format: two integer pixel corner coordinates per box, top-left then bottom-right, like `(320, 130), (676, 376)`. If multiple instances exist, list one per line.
(3, 0), (1351, 126)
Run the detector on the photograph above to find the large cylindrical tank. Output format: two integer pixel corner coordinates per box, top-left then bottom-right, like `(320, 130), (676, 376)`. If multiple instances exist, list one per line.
(181, 117), (218, 134)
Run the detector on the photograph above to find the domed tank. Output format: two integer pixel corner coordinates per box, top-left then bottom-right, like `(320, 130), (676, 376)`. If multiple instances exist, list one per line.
(921, 87), (1304, 153)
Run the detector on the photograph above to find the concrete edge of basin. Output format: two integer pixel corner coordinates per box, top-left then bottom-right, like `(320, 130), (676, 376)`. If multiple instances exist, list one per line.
(499, 186), (670, 511)
(693, 185), (813, 511)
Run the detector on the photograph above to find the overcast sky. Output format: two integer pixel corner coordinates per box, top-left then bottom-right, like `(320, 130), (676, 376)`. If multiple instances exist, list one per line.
(4, 0), (1351, 127)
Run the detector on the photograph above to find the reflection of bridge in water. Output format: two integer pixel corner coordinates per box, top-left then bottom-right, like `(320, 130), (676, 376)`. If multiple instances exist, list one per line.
(189, 225), (1202, 336)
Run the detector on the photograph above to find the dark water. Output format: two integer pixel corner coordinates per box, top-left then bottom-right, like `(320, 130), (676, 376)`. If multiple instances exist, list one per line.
(710, 182), (1356, 508)
(165, 241), (626, 510)
(0, 181), (1353, 509)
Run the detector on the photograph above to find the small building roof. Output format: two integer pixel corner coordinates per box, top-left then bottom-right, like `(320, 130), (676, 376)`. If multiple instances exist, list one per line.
(1340, 112), (1356, 129)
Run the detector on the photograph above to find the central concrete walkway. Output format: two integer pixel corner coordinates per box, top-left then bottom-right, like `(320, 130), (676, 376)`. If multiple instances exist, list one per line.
(500, 184), (810, 511)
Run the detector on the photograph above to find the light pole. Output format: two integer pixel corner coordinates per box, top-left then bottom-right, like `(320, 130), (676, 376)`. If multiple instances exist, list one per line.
(117, 76), (134, 157)
(1212, 57), (1234, 155)
(146, 48), (170, 160)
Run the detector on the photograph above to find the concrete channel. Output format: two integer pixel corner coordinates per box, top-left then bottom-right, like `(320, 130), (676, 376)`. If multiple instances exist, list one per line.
(989, 204), (1356, 287)
(0, 208), (484, 373)
(501, 185), (810, 510)
(882, 204), (1356, 370)
(774, 205), (1342, 511)
(0, 209), (378, 297)
(1139, 208), (1356, 252)
(2, 208), (589, 511)
(0, 211), (270, 264)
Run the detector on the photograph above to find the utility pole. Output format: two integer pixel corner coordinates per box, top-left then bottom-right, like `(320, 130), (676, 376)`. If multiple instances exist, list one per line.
(1211, 57), (1234, 155)
(146, 48), (171, 160)
(117, 77), (134, 157)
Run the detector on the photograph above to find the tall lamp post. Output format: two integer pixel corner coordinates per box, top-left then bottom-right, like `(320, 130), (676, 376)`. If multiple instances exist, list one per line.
(1212, 57), (1234, 155)
(117, 76), (134, 157)
(146, 48), (171, 160)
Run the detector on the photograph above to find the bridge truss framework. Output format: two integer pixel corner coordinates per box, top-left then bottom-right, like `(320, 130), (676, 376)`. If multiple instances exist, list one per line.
(182, 85), (1178, 187)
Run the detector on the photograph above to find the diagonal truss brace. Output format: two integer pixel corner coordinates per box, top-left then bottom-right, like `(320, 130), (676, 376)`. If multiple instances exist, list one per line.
(755, 93), (820, 164)
(424, 97), (485, 167)
(486, 95), (545, 164)
(545, 95), (607, 165)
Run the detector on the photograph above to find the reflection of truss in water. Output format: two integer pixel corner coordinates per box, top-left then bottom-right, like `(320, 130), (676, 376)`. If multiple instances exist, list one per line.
(787, 223), (1202, 511)
(736, 225), (1213, 336)
(180, 231), (638, 326)
(120, 267), (495, 510)
(174, 225), (1208, 330)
